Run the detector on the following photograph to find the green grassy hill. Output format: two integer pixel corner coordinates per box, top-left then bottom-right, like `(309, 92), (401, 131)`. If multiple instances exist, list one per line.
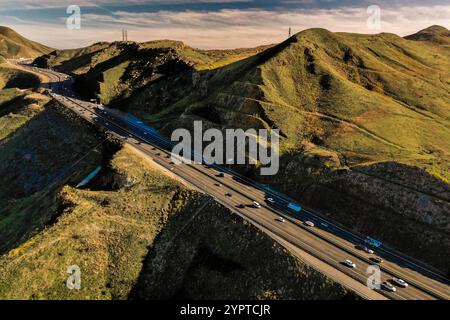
(34, 40), (269, 105)
(123, 27), (449, 270)
(31, 26), (450, 271)
(405, 25), (450, 46)
(128, 27), (449, 180)
(0, 102), (350, 300)
(0, 62), (41, 89)
(0, 26), (53, 58)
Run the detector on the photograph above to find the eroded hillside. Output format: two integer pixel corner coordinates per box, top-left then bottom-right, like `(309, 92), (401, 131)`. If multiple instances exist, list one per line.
(34, 40), (270, 106)
(34, 26), (450, 272)
(0, 85), (355, 299)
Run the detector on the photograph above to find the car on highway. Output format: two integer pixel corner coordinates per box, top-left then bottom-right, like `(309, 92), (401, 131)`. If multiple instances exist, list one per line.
(382, 282), (397, 292)
(267, 198), (276, 204)
(370, 256), (384, 264)
(320, 222), (329, 228)
(305, 221), (315, 227)
(217, 173), (225, 178)
(215, 183), (222, 187)
(392, 278), (408, 288)
(275, 216), (286, 223)
(237, 204), (246, 209)
(356, 245), (374, 254)
(344, 260), (356, 268)
(225, 192), (233, 197)
(252, 201), (261, 208)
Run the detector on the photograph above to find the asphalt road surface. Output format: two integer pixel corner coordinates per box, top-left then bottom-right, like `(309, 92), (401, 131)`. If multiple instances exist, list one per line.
(15, 61), (450, 301)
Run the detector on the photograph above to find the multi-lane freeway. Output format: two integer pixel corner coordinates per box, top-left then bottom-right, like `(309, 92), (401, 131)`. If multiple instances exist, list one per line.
(15, 61), (450, 300)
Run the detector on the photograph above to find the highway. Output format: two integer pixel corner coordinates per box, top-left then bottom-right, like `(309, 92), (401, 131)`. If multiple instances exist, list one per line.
(16, 61), (450, 300)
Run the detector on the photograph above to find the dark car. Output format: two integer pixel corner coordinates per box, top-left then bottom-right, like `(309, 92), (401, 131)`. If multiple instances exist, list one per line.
(370, 256), (384, 264)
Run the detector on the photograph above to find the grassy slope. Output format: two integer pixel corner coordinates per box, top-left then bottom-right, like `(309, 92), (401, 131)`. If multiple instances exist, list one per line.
(0, 89), (48, 140)
(127, 27), (450, 182)
(0, 145), (352, 300)
(34, 40), (269, 105)
(405, 25), (450, 46)
(0, 97), (106, 253)
(0, 146), (184, 299)
(0, 26), (53, 58)
(119, 28), (450, 270)
(0, 62), (41, 90)
(258, 29), (450, 180)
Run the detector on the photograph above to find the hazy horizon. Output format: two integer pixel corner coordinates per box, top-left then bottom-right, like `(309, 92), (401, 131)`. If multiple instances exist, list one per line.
(1, 0), (449, 50)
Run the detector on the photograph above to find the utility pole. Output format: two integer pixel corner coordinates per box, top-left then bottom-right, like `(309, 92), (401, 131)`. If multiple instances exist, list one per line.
(122, 29), (128, 42)
(288, 27), (292, 38)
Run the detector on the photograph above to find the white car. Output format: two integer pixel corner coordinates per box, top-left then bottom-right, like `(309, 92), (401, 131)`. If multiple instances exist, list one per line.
(305, 221), (315, 227)
(253, 201), (261, 208)
(321, 222), (329, 228)
(364, 247), (375, 254)
(392, 278), (408, 288)
(382, 282), (397, 292)
(344, 260), (356, 268)
(275, 217), (285, 223)
(267, 198), (276, 204)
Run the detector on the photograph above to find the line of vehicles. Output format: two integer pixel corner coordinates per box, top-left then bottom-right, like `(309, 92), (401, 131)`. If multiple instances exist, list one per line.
(82, 100), (412, 297)
(211, 171), (410, 293)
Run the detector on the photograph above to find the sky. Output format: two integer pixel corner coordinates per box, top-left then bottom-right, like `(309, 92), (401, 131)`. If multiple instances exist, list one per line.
(0, 0), (449, 49)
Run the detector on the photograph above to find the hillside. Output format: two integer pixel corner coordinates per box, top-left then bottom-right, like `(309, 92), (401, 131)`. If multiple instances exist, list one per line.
(0, 97), (353, 299)
(60, 27), (449, 271)
(127, 27), (450, 181)
(405, 25), (450, 46)
(33, 41), (270, 105)
(0, 26), (52, 58)
(0, 36), (356, 299)
(0, 62), (41, 90)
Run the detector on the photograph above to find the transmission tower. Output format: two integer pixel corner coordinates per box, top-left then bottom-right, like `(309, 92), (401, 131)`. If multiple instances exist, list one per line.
(122, 29), (128, 42)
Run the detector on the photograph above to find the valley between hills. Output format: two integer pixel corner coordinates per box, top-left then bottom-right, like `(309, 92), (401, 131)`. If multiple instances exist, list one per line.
(0, 24), (448, 299)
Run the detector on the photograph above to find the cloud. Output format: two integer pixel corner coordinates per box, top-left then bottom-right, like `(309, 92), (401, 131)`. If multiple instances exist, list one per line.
(2, 3), (449, 49)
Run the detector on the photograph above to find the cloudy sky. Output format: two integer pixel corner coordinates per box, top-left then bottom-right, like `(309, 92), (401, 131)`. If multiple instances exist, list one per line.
(0, 0), (449, 49)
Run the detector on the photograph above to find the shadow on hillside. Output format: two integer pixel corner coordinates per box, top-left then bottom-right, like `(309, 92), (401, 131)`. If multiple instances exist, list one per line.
(0, 100), (115, 254)
(257, 155), (450, 283)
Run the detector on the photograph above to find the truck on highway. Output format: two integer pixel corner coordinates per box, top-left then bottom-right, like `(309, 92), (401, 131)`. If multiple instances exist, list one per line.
(365, 237), (382, 248)
(288, 202), (302, 212)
